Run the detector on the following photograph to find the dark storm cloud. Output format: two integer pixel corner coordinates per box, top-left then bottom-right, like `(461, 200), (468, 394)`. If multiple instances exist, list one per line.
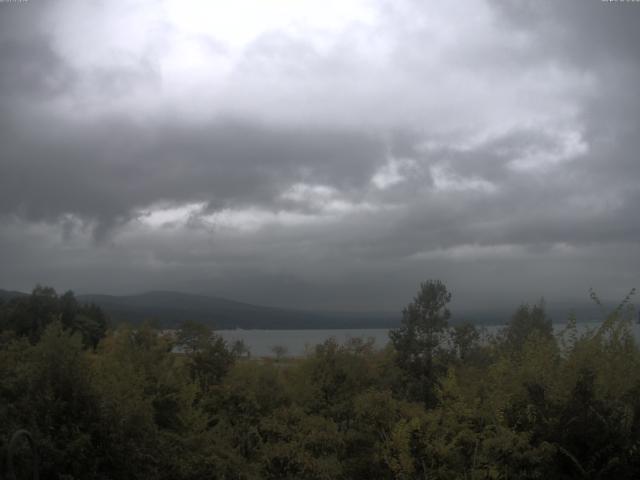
(0, 112), (387, 234)
(0, 0), (639, 310)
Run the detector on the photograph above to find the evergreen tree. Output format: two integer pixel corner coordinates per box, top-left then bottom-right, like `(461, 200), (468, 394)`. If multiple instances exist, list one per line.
(389, 280), (451, 406)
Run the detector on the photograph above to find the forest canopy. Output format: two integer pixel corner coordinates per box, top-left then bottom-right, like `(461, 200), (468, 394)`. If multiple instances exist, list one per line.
(1, 282), (639, 479)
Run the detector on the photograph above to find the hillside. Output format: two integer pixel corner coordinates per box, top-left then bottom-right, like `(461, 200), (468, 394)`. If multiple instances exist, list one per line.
(1, 288), (608, 329)
(0, 289), (27, 301)
(2, 290), (395, 329)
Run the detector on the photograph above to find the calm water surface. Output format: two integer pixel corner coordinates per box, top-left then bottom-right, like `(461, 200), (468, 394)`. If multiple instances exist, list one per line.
(218, 322), (640, 357)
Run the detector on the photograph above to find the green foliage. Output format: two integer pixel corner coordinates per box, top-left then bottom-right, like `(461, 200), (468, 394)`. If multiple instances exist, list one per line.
(389, 279), (452, 405)
(0, 286), (107, 347)
(501, 300), (553, 354)
(177, 320), (237, 393)
(451, 322), (481, 362)
(259, 406), (342, 479)
(2, 282), (640, 479)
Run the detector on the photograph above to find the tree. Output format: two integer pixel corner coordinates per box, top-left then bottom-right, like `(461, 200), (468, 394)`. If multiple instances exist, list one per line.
(0, 286), (107, 347)
(502, 300), (553, 353)
(231, 339), (251, 358)
(75, 302), (108, 349)
(176, 320), (236, 392)
(24, 322), (102, 478)
(271, 344), (288, 362)
(389, 280), (451, 405)
(259, 406), (343, 480)
(451, 322), (480, 362)
(176, 320), (212, 354)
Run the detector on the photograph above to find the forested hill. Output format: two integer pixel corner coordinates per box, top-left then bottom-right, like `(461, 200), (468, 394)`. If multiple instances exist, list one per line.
(1, 288), (608, 329)
(0, 289), (399, 329)
(0, 289), (27, 301)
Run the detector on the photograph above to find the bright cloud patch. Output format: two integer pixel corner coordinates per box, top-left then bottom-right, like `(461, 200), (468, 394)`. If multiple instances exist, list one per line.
(138, 203), (206, 228)
(409, 242), (580, 262)
(430, 165), (497, 194)
(200, 207), (314, 232)
(371, 157), (416, 189)
(509, 130), (589, 172)
(281, 183), (337, 204)
(281, 183), (377, 215)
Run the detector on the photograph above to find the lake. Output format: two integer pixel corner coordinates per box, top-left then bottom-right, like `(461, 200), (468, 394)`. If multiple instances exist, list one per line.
(218, 321), (640, 357)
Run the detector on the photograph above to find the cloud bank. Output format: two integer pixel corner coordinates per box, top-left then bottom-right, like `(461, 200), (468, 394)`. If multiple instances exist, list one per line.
(1, 0), (639, 312)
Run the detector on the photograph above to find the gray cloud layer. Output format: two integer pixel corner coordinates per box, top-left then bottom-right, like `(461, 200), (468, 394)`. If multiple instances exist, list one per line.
(1, 0), (639, 313)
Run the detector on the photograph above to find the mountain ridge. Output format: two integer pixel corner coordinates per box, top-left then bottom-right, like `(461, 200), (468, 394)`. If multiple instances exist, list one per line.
(1, 288), (611, 329)
(0, 288), (399, 329)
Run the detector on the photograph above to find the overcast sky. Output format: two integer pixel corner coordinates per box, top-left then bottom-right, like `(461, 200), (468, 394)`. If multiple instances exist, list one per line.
(1, 0), (639, 313)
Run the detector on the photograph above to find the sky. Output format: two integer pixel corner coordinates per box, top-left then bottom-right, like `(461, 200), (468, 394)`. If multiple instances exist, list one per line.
(0, 0), (639, 314)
